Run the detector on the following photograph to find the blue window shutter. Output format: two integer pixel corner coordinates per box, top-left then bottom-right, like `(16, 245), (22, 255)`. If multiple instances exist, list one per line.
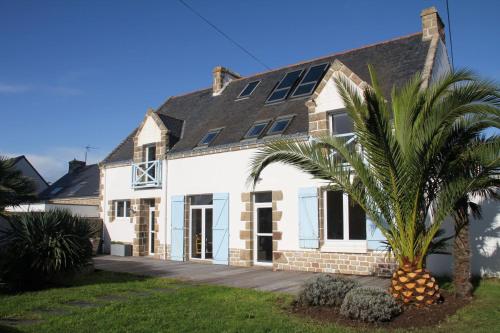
(213, 193), (229, 265)
(170, 195), (185, 261)
(298, 187), (319, 248)
(366, 218), (387, 250)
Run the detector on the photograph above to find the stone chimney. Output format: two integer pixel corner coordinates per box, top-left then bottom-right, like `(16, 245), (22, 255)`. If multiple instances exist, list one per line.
(68, 159), (86, 173)
(421, 6), (446, 43)
(212, 66), (241, 95)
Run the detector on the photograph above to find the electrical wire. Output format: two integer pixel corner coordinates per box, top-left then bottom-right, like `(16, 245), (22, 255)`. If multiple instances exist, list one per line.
(445, 0), (455, 69)
(177, 0), (271, 70)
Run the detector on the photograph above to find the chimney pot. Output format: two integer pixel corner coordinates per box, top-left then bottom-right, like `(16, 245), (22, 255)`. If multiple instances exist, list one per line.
(68, 159), (86, 173)
(212, 66), (241, 95)
(421, 6), (446, 43)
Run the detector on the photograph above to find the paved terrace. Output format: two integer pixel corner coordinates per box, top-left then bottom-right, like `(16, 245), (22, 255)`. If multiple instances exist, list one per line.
(94, 255), (389, 294)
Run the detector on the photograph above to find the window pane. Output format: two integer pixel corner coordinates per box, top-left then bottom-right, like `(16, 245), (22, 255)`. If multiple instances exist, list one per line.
(326, 191), (343, 239)
(205, 209), (213, 259)
(268, 118), (291, 135)
(267, 89), (288, 102)
(116, 201), (124, 217)
(257, 207), (272, 233)
(238, 80), (260, 98)
(276, 70), (302, 89)
(191, 209), (202, 259)
(190, 194), (213, 206)
(254, 191), (272, 203)
(125, 200), (131, 217)
(246, 122), (268, 138)
(146, 146), (156, 161)
(292, 82), (316, 96)
(257, 235), (273, 262)
(201, 132), (217, 145)
(302, 64), (328, 83)
(332, 112), (353, 135)
(349, 197), (366, 240)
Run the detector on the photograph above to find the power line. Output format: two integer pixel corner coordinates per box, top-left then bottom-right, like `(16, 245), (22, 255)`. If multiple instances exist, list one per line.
(177, 0), (271, 70)
(445, 0), (455, 69)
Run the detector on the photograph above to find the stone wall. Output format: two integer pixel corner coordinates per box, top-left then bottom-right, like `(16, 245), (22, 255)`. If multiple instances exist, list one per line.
(48, 197), (99, 206)
(274, 250), (396, 277)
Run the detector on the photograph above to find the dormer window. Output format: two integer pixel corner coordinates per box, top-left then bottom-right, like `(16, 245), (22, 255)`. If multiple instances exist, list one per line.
(266, 69), (304, 103)
(198, 128), (223, 147)
(244, 120), (270, 139)
(266, 116), (293, 136)
(237, 80), (261, 99)
(291, 63), (329, 98)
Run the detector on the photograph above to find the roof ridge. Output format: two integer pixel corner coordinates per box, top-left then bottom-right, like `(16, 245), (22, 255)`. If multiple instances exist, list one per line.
(162, 31), (422, 103)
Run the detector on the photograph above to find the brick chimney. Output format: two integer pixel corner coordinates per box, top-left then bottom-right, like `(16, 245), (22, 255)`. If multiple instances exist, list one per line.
(421, 6), (446, 43)
(68, 159), (86, 173)
(212, 66), (241, 95)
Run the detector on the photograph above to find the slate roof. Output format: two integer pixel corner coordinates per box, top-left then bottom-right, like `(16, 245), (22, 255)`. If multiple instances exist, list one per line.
(39, 164), (99, 200)
(102, 33), (430, 164)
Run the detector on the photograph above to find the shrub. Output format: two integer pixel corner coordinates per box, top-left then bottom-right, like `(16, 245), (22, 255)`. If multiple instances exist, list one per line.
(0, 209), (95, 290)
(340, 287), (402, 322)
(297, 274), (360, 307)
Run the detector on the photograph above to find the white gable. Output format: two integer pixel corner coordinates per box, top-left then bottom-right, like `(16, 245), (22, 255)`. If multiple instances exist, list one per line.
(313, 72), (364, 113)
(137, 116), (161, 146)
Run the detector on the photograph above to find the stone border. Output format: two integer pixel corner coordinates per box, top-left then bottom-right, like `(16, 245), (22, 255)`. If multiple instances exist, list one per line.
(131, 197), (161, 257)
(274, 250), (396, 276)
(133, 108), (170, 163)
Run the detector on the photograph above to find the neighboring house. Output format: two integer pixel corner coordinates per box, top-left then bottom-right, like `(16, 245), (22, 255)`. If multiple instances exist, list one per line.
(7, 160), (100, 218)
(8, 155), (49, 195)
(100, 7), (499, 277)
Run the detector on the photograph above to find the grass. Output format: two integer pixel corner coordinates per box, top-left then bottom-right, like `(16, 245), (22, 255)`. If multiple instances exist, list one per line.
(0, 271), (499, 333)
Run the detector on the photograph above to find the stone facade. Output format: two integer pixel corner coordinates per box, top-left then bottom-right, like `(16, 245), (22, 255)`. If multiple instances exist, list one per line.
(274, 250), (396, 277)
(48, 197), (99, 206)
(132, 197), (161, 257)
(233, 191), (283, 268)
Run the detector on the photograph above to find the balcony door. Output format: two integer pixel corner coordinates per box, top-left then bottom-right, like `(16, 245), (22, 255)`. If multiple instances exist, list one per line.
(145, 145), (156, 179)
(190, 206), (213, 260)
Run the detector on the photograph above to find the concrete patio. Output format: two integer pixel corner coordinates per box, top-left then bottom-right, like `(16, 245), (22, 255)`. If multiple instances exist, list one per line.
(94, 255), (389, 294)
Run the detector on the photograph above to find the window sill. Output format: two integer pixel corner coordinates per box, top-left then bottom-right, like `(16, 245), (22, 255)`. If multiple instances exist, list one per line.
(321, 240), (367, 253)
(114, 217), (132, 223)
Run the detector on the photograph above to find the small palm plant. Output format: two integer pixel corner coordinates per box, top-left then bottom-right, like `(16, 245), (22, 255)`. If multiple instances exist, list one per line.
(0, 209), (96, 290)
(0, 156), (37, 214)
(248, 67), (500, 305)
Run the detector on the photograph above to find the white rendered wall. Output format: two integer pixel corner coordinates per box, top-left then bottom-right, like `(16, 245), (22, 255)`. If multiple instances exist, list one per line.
(315, 72), (361, 113)
(102, 161), (167, 246)
(166, 148), (328, 251)
(137, 116), (161, 146)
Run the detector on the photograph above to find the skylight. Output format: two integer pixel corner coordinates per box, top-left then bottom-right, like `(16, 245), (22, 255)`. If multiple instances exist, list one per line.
(50, 187), (63, 195)
(237, 80), (261, 99)
(244, 120), (270, 139)
(267, 117), (293, 136)
(291, 63), (329, 97)
(266, 69), (304, 103)
(198, 128), (223, 147)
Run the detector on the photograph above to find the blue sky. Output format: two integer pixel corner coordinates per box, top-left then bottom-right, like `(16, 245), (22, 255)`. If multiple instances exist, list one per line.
(1, 0), (499, 182)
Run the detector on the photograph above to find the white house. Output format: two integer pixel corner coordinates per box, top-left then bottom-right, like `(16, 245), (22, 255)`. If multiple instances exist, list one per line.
(99, 7), (499, 277)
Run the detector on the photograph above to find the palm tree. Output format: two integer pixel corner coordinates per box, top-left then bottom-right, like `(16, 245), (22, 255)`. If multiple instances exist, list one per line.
(248, 67), (500, 306)
(0, 156), (37, 215)
(441, 126), (499, 298)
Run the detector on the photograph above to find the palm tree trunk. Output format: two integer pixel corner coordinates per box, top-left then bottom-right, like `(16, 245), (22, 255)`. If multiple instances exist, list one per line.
(453, 215), (473, 298)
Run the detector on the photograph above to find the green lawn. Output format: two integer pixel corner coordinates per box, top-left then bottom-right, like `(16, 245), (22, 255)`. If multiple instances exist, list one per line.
(0, 271), (499, 333)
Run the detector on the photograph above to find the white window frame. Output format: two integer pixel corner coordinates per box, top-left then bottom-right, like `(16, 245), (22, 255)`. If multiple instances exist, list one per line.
(253, 200), (273, 266)
(115, 200), (131, 219)
(322, 190), (367, 253)
(189, 205), (213, 261)
(144, 144), (156, 162)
